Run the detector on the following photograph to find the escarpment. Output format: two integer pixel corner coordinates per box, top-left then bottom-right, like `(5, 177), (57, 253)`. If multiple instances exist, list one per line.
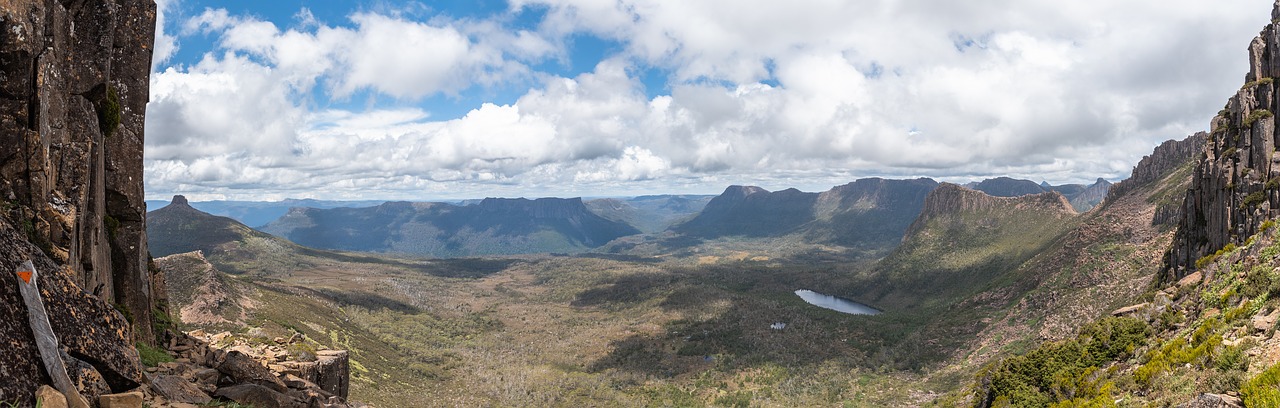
(0, 0), (163, 403)
(1167, 2), (1280, 279)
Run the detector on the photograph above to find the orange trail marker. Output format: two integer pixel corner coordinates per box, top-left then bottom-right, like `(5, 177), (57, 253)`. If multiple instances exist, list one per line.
(16, 270), (31, 284)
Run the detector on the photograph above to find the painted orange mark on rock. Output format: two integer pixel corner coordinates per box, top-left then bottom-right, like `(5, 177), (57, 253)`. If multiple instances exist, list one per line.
(16, 270), (32, 284)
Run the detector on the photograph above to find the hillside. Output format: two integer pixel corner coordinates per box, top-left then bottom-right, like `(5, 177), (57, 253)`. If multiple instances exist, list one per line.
(860, 184), (1079, 311)
(954, 3), (1280, 404)
(648, 178), (939, 259)
(260, 198), (642, 257)
(674, 186), (822, 238)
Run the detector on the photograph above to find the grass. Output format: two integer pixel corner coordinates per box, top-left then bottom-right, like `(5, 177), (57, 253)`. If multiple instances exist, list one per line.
(137, 342), (175, 367)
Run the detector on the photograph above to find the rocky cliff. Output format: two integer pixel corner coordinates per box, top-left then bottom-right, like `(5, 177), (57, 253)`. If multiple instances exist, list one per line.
(0, 0), (161, 403)
(1104, 133), (1206, 226)
(905, 183), (1075, 238)
(674, 185), (820, 238)
(1166, 2), (1280, 279)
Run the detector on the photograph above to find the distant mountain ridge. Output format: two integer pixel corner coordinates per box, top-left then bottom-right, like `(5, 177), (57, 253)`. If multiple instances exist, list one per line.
(963, 176), (1112, 212)
(145, 198), (387, 227)
(260, 197), (642, 257)
(663, 178), (940, 254)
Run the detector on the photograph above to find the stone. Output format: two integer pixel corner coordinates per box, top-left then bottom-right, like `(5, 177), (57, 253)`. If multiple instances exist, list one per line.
(192, 367), (221, 386)
(214, 384), (301, 408)
(63, 351), (113, 400)
(1111, 303), (1149, 316)
(1177, 393), (1244, 408)
(97, 391), (143, 408)
(149, 374), (211, 404)
(35, 385), (68, 408)
(1253, 309), (1280, 332)
(315, 350), (350, 399)
(283, 373), (319, 390)
(217, 350), (289, 393)
(1177, 271), (1203, 288)
(281, 361), (319, 382)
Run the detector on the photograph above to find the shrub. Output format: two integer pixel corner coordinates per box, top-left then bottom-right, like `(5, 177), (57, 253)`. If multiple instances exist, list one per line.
(1246, 109), (1273, 127)
(1241, 363), (1280, 407)
(1244, 77), (1275, 89)
(1244, 191), (1267, 208)
(97, 85), (121, 137)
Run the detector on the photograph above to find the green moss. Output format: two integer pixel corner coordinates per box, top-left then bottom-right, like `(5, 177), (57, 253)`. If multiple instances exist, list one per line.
(113, 302), (134, 324)
(1196, 243), (1239, 270)
(103, 215), (121, 240)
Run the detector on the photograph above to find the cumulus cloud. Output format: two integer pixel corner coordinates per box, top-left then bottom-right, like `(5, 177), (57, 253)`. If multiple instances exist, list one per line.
(151, 0), (179, 69)
(146, 1), (1276, 200)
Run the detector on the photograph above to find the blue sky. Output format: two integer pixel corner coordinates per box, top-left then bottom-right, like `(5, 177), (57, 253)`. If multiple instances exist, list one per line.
(145, 0), (1273, 201)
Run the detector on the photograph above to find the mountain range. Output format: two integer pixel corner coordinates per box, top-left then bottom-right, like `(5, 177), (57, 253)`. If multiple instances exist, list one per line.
(258, 197), (641, 257)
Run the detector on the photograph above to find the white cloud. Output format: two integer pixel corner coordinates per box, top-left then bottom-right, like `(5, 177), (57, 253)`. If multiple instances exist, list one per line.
(146, 1), (1276, 200)
(151, 0), (179, 69)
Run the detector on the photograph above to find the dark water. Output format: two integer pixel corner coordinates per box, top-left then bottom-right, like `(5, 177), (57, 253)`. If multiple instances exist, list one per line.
(794, 289), (881, 315)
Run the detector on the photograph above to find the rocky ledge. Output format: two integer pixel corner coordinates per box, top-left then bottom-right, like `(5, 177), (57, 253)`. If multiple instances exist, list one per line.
(137, 329), (362, 408)
(24, 329), (365, 408)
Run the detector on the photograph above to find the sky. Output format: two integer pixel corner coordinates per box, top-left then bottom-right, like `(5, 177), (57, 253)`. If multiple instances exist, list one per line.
(144, 0), (1275, 201)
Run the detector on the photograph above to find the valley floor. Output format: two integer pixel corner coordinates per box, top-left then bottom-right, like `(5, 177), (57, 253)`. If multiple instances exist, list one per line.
(174, 251), (963, 407)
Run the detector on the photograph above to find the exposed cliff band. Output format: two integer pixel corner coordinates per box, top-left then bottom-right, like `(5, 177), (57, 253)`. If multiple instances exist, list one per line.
(0, 0), (162, 403)
(1166, 1), (1280, 279)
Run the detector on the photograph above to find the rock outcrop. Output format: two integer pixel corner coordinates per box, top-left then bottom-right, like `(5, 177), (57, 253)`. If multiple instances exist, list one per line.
(1103, 133), (1207, 226)
(139, 329), (362, 408)
(0, 0), (162, 404)
(905, 183), (1076, 238)
(1166, 1), (1280, 279)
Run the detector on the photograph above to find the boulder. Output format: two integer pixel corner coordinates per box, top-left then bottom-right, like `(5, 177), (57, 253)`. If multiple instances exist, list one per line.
(315, 350), (350, 399)
(1253, 309), (1280, 332)
(149, 374), (211, 404)
(63, 352), (112, 400)
(217, 351), (288, 393)
(214, 384), (301, 408)
(1177, 393), (1243, 408)
(1111, 303), (1149, 316)
(98, 391), (143, 408)
(35, 385), (68, 408)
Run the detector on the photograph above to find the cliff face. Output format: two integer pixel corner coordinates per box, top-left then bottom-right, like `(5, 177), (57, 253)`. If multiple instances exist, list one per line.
(0, 0), (159, 403)
(1104, 133), (1206, 226)
(675, 186), (820, 238)
(906, 183), (1075, 237)
(1166, 2), (1280, 278)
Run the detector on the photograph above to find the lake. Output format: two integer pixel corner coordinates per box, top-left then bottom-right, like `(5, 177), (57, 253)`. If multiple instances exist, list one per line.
(794, 289), (881, 315)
